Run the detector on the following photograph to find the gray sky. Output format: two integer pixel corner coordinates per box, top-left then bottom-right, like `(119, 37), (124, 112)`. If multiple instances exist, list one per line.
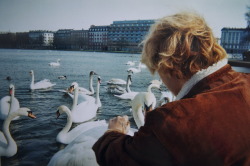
(0, 0), (249, 37)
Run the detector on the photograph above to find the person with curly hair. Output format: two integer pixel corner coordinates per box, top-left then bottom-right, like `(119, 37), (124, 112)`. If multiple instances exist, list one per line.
(93, 11), (250, 166)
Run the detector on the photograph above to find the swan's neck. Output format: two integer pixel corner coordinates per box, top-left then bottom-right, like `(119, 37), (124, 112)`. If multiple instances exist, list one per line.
(89, 75), (94, 93)
(71, 87), (79, 110)
(30, 74), (34, 88)
(9, 90), (15, 112)
(147, 84), (153, 93)
(132, 106), (144, 128)
(126, 76), (131, 93)
(57, 109), (72, 143)
(2, 114), (18, 156)
(95, 81), (100, 105)
(147, 84), (159, 93)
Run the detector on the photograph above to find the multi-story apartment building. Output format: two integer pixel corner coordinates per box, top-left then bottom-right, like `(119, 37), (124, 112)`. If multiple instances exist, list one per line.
(70, 29), (89, 50)
(88, 25), (109, 51)
(29, 30), (54, 48)
(220, 28), (250, 54)
(108, 19), (154, 52)
(54, 29), (73, 49)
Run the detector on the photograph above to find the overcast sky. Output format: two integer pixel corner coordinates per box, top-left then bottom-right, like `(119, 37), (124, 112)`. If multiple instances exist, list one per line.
(0, 0), (249, 37)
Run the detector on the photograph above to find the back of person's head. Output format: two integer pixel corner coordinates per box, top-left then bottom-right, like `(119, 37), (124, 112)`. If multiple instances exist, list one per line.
(141, 11), (227, 79)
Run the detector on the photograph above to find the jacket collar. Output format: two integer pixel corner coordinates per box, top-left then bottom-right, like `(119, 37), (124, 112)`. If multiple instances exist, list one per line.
(175, 58), (228, 100)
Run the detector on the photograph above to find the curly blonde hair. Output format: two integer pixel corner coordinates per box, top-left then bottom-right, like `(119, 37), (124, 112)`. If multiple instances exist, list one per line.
(141, 12), (227, 79)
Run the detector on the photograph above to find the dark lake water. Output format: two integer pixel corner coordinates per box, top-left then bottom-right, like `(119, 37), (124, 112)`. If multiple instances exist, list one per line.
(0, 49), (249, 166)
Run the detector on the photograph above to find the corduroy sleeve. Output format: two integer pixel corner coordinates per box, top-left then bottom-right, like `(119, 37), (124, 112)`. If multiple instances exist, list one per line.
(92, 127), (173, 166)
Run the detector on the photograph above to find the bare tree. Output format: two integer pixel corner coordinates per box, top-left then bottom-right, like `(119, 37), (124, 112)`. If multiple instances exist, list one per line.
(245, 6), (250, 28)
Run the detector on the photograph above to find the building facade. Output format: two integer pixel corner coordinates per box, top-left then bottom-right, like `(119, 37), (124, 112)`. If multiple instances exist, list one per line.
(88, 25), (109, 51)
(107, 20), (154, 52)
(29, 30), (54, 48)
(54, 29), (73, 49)
(70, 29), (89, 50)
(220, 28), (250, 54)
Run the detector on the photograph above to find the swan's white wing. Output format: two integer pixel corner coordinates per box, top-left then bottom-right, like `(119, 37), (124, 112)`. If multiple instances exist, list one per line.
(71, 100), (98, 123)
(58, 120), (107, 144)
(33, 79), (56, 89)
(106, 85), (126, 95)
(114, 92), (138, 100)
(49, 124), (137, 166)
(78, 93), (95, 103)
(107, 78), (129, 85)
(48, 136), (98, 166)
(78, 87), (92, 95)
(49, 62), (60, 66)
(0, 96), (11, 120)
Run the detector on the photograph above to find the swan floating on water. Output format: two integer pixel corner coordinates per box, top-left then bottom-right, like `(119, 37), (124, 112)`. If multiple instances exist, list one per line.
(125, 61), (136, 66)
(106, 72), (132, 95)
(78, 71), (98, 95)
(0, 84), (20, 120)
(127, 62), (142, 73)
(114, 83), (160, 101)
(55, 105), (107, 144)
(29, 70), (56, 90)
(47, 91), (155, 166)
(106, 70), (132, 86)
(0, 108), (36, 165)
(49, 59), (60, 67)
(66, 76), (101, 123)
(131, 90), (157, 128)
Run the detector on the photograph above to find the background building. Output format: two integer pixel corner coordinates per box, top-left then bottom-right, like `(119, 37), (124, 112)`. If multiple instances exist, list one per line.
(88, 25), (109, 51)
(108, 20), (154, 52)
(29, 30), (54, 48)
(70, 29), (89, 50)
(220, 28), (250, 54)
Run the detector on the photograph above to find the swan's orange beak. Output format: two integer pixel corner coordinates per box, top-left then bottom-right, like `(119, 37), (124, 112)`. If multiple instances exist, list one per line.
(28, 111), (36, 119)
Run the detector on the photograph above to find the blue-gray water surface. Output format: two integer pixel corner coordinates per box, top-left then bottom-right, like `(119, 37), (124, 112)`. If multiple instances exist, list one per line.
(0, 49), (249, 166)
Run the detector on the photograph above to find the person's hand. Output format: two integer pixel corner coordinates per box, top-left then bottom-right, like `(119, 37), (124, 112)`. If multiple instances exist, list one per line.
(107, 115), (130, 134)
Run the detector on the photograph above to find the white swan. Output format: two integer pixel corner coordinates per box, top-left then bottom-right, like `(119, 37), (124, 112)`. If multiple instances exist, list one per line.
(67, 76), (101, 123)
(55, 105), (107, 144)
(78, 71), (98, 95)
(49, 59), (60, 67)
(106, 72), (132, 95)
(114, 83), (160, 100)
(127, 62), (142, 73)
(159, 91), (175, 106)
(106, 71), (132, 86)
(0, 84), (20, 120)
(0, 108), (36, 165)
(47, 92), (156, 166)
(131, 90), (157, 128)
(125, 61), (136, 66)
(29, 70), (56, 90)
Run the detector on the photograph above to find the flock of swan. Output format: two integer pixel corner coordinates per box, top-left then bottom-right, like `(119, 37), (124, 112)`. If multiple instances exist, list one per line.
(0, 59), (175, 166)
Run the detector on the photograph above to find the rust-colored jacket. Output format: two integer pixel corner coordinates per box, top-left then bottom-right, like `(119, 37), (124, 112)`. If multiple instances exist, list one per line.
(93, 65), (250, 166)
